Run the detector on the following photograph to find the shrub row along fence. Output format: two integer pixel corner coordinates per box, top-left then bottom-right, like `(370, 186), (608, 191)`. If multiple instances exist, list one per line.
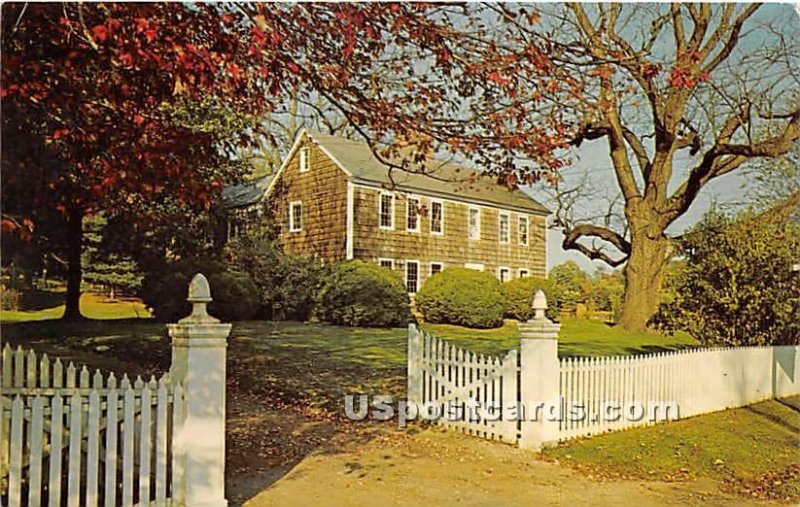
(407, 291), (800, 450)
(1, 273), (231, 506)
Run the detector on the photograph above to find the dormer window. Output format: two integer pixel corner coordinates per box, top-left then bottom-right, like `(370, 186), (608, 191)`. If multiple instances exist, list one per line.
(299, 147), (310, 173)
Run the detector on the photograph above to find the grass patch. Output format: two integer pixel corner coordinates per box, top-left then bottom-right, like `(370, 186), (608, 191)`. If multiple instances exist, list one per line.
(1, 292), (151, 322)
(543, 396), (800, 502)
(423, 318), (698, 358)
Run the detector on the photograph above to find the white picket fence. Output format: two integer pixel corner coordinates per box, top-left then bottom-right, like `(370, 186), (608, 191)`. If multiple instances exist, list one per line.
(559, 350), (688, 440)
(558, 345), (799, 441)
(1, 274), (232, 506)
(407, 325), (518, 443)
(408, 305), (800, 450)
(1, 344), (183, 506)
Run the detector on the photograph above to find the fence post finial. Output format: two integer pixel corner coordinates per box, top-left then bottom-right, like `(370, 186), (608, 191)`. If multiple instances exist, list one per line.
(531, 290), (548, 320)
(181, 273), (217, 323)
(167, 272), (231, 507)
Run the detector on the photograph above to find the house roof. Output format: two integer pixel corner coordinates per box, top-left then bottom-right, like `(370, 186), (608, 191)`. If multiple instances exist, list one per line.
(307, 131), (549, 215)
(221, 174), (274, 209)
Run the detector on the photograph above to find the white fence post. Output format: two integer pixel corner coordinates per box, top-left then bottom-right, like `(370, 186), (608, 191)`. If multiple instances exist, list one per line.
(407, 324), (423, 410)
(518, 290), (561, 451)
(167, 273), (232, 507)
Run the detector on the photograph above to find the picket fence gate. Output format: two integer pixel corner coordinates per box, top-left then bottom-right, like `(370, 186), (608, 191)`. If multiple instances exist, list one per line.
(407, 326), (518, 443)
(1, 344), (184, 507)
(407, 292), (800, 450)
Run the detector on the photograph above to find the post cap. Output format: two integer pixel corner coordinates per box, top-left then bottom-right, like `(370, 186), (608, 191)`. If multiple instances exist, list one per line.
(179, 273), (218, 323)
(532, 290), (548, 320)
(188, 273), (212, 303)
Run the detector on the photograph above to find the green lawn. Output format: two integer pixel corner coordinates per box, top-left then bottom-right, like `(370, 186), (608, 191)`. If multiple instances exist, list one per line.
(1, 292), (150, 323)
(543, 396), (800, 502)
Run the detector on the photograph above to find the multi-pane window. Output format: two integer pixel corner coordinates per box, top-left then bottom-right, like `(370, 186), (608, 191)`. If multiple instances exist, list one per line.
(299, 147), (310, 172)
(407, 197), (420, 232)
(468, 208), (480, 240)
(379, 258), (394, 270)
(289, 201), (302, 232)
(519, 216), (529, 246)
(519, 268), (530, 278)
(430, 262), (443, 276)
(406, 261), (419, 293)
(430, 200), (443, 234)
(379, 193), (394, 229)
(499, 213), (510, 243)
(499, 267), (510, 283)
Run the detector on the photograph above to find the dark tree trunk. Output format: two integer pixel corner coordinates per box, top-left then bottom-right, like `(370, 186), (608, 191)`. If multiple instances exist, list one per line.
(62, 208), (84, 320)
(618, 224), (671, 332)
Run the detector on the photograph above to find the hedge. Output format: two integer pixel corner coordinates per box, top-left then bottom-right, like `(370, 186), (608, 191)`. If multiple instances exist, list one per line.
(141, 259), (259, 322)
(415, 267), (504, 328)
(502, 276), (559, 321)
(313, 260), (411, 327)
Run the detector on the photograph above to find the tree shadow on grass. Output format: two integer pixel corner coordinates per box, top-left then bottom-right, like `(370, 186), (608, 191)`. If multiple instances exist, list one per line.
(19, 289), (65, 311)
(744, 401), (800, 435)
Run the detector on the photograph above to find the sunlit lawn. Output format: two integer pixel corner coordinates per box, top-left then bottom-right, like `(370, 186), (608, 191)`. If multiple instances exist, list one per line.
(544, 396), (800, 502)
(1, 292), (699, 413)
(1, 291), (150, 322)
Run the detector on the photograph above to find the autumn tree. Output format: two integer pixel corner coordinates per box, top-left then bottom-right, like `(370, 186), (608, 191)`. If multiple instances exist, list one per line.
(524, 3), (800, 330)
(2, 3), (573, 319)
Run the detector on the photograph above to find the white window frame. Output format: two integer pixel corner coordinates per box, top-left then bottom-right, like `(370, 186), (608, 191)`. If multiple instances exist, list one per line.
(465, 263), (485, 271)
(378, 258), (395, 270)
(289, 201), (303, 232)
(405, 260), (420, 294)
(378, 192), (395, 230)
(518, 268), (530, 278)
(498, 266), (511, 283)
(519, 216), (529, 246)
(430, 199), (444, 235)
(499, 212), (510, 244)
(468, 207), (481, 240)
(430, 261), (444, 276)
(406, 196), (420, 233)
(299, 147), (310, 173)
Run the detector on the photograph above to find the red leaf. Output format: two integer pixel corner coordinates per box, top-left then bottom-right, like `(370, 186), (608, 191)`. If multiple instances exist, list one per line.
(92, 25), (108, 42)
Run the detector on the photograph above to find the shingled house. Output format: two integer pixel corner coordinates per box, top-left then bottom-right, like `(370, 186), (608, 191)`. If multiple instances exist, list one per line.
(225, 130), (549, 293)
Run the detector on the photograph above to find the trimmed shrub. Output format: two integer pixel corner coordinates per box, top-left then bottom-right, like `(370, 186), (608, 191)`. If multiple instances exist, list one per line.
(141, 258), (259, 322)
(502, 276), (559, 321)
(207, 271), (260, 322)
(313, 260), (411, 327)
(416, 268), (504, 329)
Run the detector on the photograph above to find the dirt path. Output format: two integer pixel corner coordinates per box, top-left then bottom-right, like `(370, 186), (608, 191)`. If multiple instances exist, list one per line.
(244, 427), (774, 507)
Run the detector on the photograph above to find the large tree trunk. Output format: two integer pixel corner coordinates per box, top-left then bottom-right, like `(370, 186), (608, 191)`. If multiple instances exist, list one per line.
(617, 224), (671, 332)
(62, 208), (84, 320)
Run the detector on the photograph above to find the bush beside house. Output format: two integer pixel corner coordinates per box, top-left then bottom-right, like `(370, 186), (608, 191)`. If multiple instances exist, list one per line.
(313, 260), (411, 327)
(416, 267), (504, 329)
(141, 258), (261, 322)
(502, 276), (558, 321)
